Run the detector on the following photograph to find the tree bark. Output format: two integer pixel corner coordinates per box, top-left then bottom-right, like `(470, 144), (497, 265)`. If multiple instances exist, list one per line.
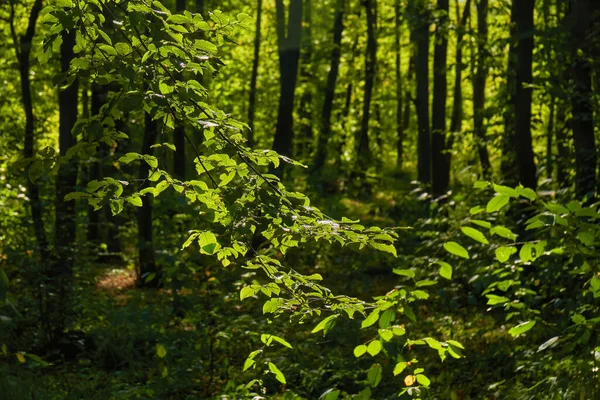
(472, 0), (491, 179)
(272, 0), (303, 177)
(247, 0), (263, 148)
(431, 0), (449, 197)
(356, 0), (377, 170)
(570, 0), (597, 198)
(297, 0), (314, 160)
(314, 0), (345, 171)
(394, 0), (404, 169)
(546, 96), (555, 180)
(513, 0), (537, 189)
(413, 3), (431, 185)
(51, 29), (80, 340)
(137, 112), (159, 287)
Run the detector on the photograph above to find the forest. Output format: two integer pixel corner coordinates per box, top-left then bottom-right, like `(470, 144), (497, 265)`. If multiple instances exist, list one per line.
(0, 0), (599, 398)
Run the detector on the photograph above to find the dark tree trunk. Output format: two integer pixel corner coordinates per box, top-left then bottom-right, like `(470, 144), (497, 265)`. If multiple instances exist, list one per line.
(247, 0), (263, 148)
(394, 0), (404, 169)
(173, 0), (187, 180)
(555, 102), (570, 188)
(431, 0), (449, 197)
(51, 30), (80, 340)
(473, 0), (491, 179)
(137, 112), (159, 287)
(570, 0), (598, 198)
(14, 0), (47, 258)
(314, 0), (345, 171)
(197, 0), (205, 16)
(513, 0), (537, 189)
(445, 0), (471, 187)
(500, 1), (520, 186)
(272, 0), (303, 177)
(403, 52), (415, 136)
(297, 0), (314, 160)
(546, 97), (555, 180)
(413, 3), (431, 185)
(356, 0), (377, 170)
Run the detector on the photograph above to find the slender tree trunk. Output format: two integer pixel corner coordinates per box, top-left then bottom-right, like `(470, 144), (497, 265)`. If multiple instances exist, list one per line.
(394, 0), (404, 169)
(546, 97), (555, 180)
(473, 0), (491, 178)
(403, 52), (415, 135)
(197, 0), (205, 16)
(14, 0), (47, 257)
(513, 0), (537, 189)
(500, 1), (519, 185)
(356, 0), (377, 170)
(51, 30), (80, 340)
(431, 0), (449, 197)
(555, 102), (570, 187)
(570, 0), (597, 198)
(173, 0), (187, 180)
(247, 0), (263, 148)
(413, 3), (431, 184)
(137, 112), (159, 287)
(314, 0), (345, 171)
(272, 0), (303, 177)
(297, 0), (314, 160)
(445, 0), (471, 187)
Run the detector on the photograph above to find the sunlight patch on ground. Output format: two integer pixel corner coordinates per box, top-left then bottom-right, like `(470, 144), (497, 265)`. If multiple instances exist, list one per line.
(96, 268), (137, 293)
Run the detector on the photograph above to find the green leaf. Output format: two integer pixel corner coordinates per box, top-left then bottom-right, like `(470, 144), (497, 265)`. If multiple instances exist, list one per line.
(412, 290), (429, 299)
(361, 309), (380, 329)
(443, 242), (469, 259)
(319, 389), (341, 400)
(495, 246), (517, 263)
(469, 206), (485, 215)
(461, 226), (489, 244)
(118, 152), (141, 164)
(393, 269), (415, 278)
(509, 320), (536, 336)
(98, 44), (117, 56)
(490, 226), (517, 241)
(393, 362), (408, 376)
(486, 294), (510, 305)
(354, 344), (367, 357)
(198, 231), (217, 254)
(156, 344), (167, 358)
(437, 262), (452, 280)
(519, 243), (535, 263)
(367, 363), (383, 388)
(311, 315), (339, 335)
(371, 242), (397, 257)
(378, 329), (394, 341)
(243, 358), (255, 371)
(367, 340), (382, 356)
(142, 155), (158, 168)
(416, 374), (431, 387)
(537, 336), (559, 352)
(378, 309), (395, 329)
(261, 334), (292, 349)
(240, 286), (257, 301)
(195, 39), (218, 53)
(268, 362), (286, 384)
(126, 196), (143, 207)
(493, 184), (519, 198)
(115, 42), (131, 55)
(517, 186), (536, 201)
(486, 194), (510, 213)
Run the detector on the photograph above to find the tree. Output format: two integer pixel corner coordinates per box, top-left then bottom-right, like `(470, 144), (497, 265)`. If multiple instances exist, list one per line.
(297, 0), (314, 160)
(247, 0), (263, 148)
(313, 0), (345, 171)
(570, 0), (598, 198)
(472, 0), (491, 178)
(356, 0), (377, 170)
(394, 0), (404, 169)
(173, 0), (187, 180)
(412, 1), (431, 185)
(512, 0), (536, 189)
(272, 0), (303, 176)
(431, 0), (449, 197)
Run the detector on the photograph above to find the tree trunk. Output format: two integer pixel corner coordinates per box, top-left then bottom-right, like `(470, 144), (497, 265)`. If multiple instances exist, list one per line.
(14, 0), (47, 258)
(413, 3), (431, 185)
(272, 0), (303, 177)
(431, 0), (449, 197)
(297, 0), (314, 160)
(546, 96), (555, 180)
(314, 0), (345, 171)
(51, 29), (80, 340)
(445, 0), (471, 187)
(473, 0), (491, 179)
(137, 112), (159, 287)
(555, 102), (570, 188)
(570, 0), (597, 198)
(403, 52), (415, 136)
(513, 0), (537, 189)
(394, 0), (404, 169)
(356, 0), (377, 170)
(173, 0), (187, 180)
(247, 0), (263, 148)
(500, 1), (519, 186)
